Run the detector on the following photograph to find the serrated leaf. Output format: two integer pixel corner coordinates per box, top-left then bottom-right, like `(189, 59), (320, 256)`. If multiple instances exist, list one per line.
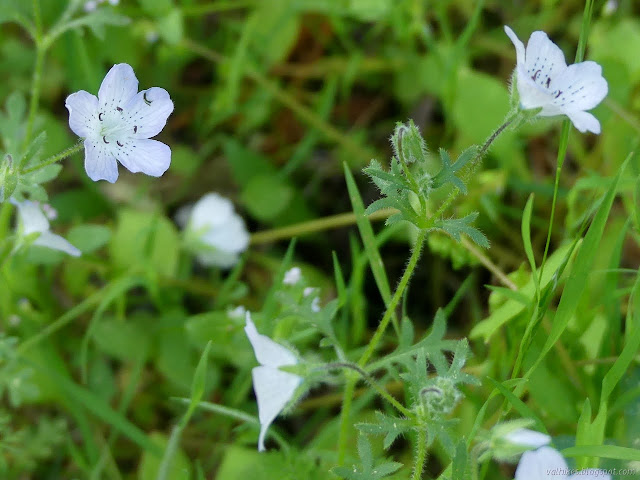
(357, 412), (411, 449)
(433, 213), (489, 249)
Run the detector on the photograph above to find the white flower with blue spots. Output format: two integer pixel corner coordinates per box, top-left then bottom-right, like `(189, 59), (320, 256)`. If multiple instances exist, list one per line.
(65, 63), (174, 183)
(505, 26), (608, 134)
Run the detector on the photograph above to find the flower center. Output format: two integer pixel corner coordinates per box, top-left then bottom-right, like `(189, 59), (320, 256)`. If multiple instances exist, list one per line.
(96, 106), (138, 146)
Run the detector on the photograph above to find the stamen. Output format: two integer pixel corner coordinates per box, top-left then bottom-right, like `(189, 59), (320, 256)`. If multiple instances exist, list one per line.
(545, 78), (551, 88)
(555, 90), (562, 98)
(531, 70), (541, 81)
(103, 136), (109, 144)
(134, 125), (138, 133)
(143, 91), (152, 105)
(98, 112), (104, 121)
(117, 141), (123, 147)
(116, 106), (123, 112)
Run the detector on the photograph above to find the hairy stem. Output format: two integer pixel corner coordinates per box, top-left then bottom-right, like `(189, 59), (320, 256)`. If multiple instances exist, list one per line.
(24, 0), (44, 148)
(21, 142), (84, 174)
(412, 429), (428, 480)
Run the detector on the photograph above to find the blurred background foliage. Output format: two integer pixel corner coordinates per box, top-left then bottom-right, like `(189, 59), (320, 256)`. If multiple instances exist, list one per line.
(1, 0), (640, 478)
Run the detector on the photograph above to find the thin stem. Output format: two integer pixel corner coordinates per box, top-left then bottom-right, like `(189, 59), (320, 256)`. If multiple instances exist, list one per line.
(326, 363), (413, 418)
(337, 376), (356, 464)
(181, 0), (257, 16)
(24, 0), (44, 148)
(412, 429), (428, 480)
(537, 122), (570, 283)
(250, 209), (394, 245)
(21, 142), (84, 174)
(358, 229), (427, 367)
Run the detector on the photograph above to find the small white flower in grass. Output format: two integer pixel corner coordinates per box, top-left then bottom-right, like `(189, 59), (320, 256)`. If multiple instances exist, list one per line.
(11, 200), (80, 257)
(178, 193), (249, 268)
(283, 267), (302, 285)
(515, 446), (611, 480)
(65, 63), (174, 183)
(504, 26), (608, 134)
(504, 428), (551, 449)
(311, 296), (321, 313)
(244, 312), (302, 452)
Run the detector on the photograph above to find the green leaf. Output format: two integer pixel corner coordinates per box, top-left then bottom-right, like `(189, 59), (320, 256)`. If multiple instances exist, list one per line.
(521, 194), (540, 296)
(241, 174), (293, 222)
(562, 445), (640, 462)
(356, 412), (411, 449)
(66, 224), (111, 253)
(433, 212), (489, 248)
(138, 432), (191, 480)
(109, 209), (179, 277)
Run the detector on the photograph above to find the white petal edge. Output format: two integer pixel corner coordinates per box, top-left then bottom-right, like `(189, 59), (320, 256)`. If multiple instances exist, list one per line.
(84, 140), (119, 183)
(190, 193), (235, 230)
(567, 469), (611, 480)
(252, 365), (301, 452)
(98, 63), (139, 110)
(554, 61), (608, 111)
(124, 87), (174, 138)
(65, 91), (99, 138)
(515, 447), (568, 480)
(504, 428), (551, 448)
(244, 313), (298, 367)
(504, 26), (526, 67)
(565, 110), (601, 134)
(35, 232), (81, 257)
(524, 30), (567, 80)
(12, 200), (49, 234)
(201, 214), (249, 254)
(117, 139), (171, 177)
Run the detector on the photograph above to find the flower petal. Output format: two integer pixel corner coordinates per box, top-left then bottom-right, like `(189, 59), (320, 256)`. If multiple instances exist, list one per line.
(190, 193), (235, 230)
(98, 63), (139, 110)
(12, 200), (49, 234)
(65, 91), (99, 138)
(567, 469), (611, 480)
(201, 215), (249, 254)
(524, 31), (567, 88)
(245, 313), (298, 367)
(116, 139), (171, 177)
(504, 428), (551, 449)
(84, 140), (119, 183)
(252, 365), (301, 452)
(515, 447), (568, 480)
(565, 109), (601, 134)
(35, 232), (81, 257)
(504, 26), (526, 67)
(553, 61), (608, 111)
(124, 87), (174, 138)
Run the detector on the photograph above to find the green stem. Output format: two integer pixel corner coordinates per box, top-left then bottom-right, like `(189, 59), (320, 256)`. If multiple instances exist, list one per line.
(337, 377), (356, 464)
(538, 121), (570, 283)
(24, 0), (44, 149)
(181, 0), (257, 16)
(412, 429), (428, 480)
(327, 363), (413, 418)
(250, 208), (394, 245)
(21, 142), (84, 174)
(358, 229), (427, 368)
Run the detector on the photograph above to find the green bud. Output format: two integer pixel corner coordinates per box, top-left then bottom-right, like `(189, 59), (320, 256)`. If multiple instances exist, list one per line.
(391, 119), (427, 165)
(419, 377), (461, 416)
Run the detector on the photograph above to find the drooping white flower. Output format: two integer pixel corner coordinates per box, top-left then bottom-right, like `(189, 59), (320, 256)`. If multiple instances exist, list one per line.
(178, 193), (249, 268)
(515, 446), (611, 480)
(65, 63), (174, 183)
(244, 313), (302, 452)
(283, 267), (302, 286)
(310, 296), (321, 313)
(504, 26), (608, 134)
(504, 428), (551, 449)
(11, 200), (80, 257)
(84, 0), (119, 13)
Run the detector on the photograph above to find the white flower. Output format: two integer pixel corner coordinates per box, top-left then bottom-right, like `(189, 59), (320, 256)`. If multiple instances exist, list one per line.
(283, 267), (302, 285)
(244, 313), (302, 452)
(515, 446), (611, 480)
(84, 0), (118, 12)
(310, 296), (321, 313)
(178, 193), (249, 268)
(504, 26), (608, 134)
(65, 63), (174, 183)
(11, 200), (81, 257)
(504, 428), (551, 449)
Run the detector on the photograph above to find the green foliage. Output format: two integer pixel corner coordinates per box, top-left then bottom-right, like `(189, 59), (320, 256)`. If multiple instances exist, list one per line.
(332, 434), (403, 479)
